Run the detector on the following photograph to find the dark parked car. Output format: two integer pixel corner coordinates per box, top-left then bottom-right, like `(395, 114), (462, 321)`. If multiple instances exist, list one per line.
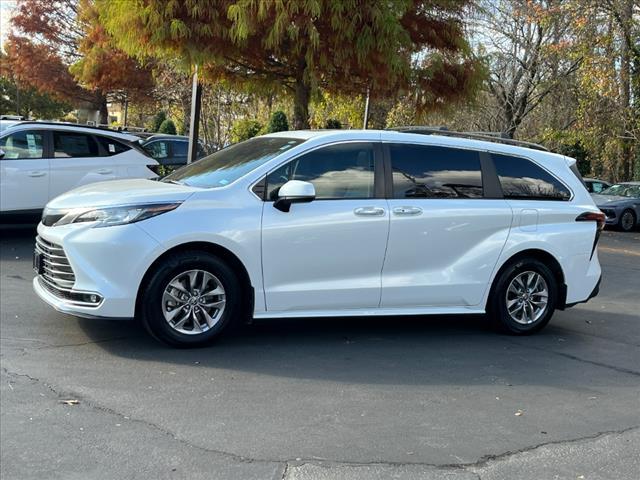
(592, 182), (640, 232)
(584, 178), (611, 194)
(141, 135), (208, 168)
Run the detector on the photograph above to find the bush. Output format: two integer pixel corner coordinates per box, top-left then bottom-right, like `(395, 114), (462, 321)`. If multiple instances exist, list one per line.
(324, 118), (342, 129)
(151, 111), (167, 132)
(231, 119), (263, 143)
(158, 118), (177, 135)
(266, 110), (289, 133)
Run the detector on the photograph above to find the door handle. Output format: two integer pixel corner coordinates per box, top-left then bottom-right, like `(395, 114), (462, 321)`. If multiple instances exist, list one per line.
(393, 206), (423, 216)
(97, 168), (113, 175)
(354, 206), (386, 217)
(28, 171), (46, 177)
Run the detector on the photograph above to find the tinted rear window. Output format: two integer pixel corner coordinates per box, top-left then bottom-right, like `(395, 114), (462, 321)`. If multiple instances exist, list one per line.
(492, 153), (571, 200)
(96, 136), (131, 156)
(173, 141), (188, 156)
(389, 144), (483, 199)
(53, 132), (99, 158)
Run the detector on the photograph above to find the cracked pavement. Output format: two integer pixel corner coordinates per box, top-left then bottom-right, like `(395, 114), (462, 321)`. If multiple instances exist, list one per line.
(1, 227), (639, 479)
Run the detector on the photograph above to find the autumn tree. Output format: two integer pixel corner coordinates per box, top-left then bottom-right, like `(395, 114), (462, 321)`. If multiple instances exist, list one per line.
(6, 0), (154, 123)
(0, 53), (71, 119)
(97, 0), (482, 129)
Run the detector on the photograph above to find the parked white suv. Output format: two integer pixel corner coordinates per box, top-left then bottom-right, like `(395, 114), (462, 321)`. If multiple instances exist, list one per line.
(33, 129), (604, 347)
(0, 122), (158, 220)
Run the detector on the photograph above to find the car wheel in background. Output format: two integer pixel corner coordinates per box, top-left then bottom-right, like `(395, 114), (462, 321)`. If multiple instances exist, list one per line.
(139, 251), (241, 347)
(488, 258), (557, 335)
(618, 209), (636, 232)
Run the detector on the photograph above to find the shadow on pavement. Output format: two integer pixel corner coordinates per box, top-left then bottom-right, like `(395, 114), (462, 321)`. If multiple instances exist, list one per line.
(68, 308), (634, 387)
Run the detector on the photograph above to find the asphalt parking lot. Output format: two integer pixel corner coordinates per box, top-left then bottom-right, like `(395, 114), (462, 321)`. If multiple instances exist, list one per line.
(1, 226), (639, 480)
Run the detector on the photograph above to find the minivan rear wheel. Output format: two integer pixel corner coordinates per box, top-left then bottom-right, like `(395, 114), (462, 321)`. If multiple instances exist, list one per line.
(488, 258), (557, 335)
(139, 251), (241, 347)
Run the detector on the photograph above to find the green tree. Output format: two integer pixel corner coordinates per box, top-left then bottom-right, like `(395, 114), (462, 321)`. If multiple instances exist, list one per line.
(151, 111), (167, 132)
(98, 0), (481, 129)
(158, 118), (177, 135)
(0, 75), (71, 119)
(266, 111), (289, 133)
(230, 119), (263, 143)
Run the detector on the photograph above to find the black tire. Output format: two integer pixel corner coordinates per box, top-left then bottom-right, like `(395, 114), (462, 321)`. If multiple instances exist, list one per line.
(488, 258), (558, 335)
(139, 250), (242, 347)
(618, 209), (636, 232)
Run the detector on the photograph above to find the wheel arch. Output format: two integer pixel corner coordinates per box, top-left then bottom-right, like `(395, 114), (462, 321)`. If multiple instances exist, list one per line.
(135, 241), (254, 319)
(487, 248), (567, 310)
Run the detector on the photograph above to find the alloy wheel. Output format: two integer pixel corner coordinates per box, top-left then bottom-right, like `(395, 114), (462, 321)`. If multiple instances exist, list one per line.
(505, 271), (549, 325)
(621, 211), (635, 231)
(161, 269), (226, 335)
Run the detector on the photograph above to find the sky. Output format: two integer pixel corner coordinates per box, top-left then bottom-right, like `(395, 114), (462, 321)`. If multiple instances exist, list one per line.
(0, 0), (17, 53)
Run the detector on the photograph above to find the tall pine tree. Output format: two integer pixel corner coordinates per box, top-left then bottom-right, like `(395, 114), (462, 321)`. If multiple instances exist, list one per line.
(97, 0), (482, 128)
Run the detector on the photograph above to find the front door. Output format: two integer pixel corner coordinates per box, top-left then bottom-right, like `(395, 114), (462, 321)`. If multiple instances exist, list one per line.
(380, 141), (512, 308)
(0, 129), (49, 212)
(261, 142), (389, 313)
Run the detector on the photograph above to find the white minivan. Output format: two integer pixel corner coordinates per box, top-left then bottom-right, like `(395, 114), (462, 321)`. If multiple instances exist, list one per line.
(0, 122), (157, 220)
(33, 129), (604, 347)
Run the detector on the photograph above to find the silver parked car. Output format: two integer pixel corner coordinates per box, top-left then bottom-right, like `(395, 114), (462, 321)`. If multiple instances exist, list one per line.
(592, 182), (640, 232)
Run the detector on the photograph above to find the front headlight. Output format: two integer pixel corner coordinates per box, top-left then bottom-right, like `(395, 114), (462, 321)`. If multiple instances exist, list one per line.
(54, 203), (181, 227)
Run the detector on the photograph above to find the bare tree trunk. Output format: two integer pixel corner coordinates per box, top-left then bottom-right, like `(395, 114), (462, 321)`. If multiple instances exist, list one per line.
(97, 94), (108, 124)
(292, 57), (310, 130)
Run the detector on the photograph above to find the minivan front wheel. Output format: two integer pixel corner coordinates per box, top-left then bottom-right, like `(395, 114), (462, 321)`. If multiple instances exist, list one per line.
(489, 258), (557, 335)
(140, 251), (241, 347)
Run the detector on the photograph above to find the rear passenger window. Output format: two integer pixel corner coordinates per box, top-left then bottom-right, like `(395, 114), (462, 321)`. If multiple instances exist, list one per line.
(389, 144), (483, 199)
(53, 132), (99, 158)
(172, 141), (188, 157)
(492, 154), (571, 201)
(96, 136), (131, 156)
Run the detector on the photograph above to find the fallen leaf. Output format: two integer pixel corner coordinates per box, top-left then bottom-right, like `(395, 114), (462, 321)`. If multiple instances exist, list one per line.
(514, 410), (524, 416)
(61, 399), (79, 406)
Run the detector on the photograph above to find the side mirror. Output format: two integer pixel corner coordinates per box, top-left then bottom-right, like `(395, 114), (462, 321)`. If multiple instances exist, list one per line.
(274, 180), (316, 212)
(0, 148), (4, 159)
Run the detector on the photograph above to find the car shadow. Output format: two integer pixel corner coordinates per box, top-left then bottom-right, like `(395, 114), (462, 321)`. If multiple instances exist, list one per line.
(70, 309), (632, 387)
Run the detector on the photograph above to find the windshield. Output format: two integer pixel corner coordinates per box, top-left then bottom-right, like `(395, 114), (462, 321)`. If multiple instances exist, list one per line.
(163, 137), (304, 188)
(600, 184), (640, 198)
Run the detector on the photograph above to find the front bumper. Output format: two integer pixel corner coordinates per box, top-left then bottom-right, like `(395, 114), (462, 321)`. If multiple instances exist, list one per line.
(33, 221), (163, 319)
(33, 276), (131, 320)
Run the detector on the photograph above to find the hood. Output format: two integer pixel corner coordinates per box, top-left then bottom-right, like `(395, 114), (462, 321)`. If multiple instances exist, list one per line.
(591, 193), (632, 206)
(46, 179), (199, 210)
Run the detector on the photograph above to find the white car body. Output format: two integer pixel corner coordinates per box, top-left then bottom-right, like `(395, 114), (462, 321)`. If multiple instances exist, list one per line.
(32, 130), (602, 339)
(0, 123), (157, 215)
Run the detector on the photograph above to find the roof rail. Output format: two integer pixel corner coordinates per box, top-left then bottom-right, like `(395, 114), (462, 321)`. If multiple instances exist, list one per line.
(10, 121), (124, 134)
(389, 126), (549, 152)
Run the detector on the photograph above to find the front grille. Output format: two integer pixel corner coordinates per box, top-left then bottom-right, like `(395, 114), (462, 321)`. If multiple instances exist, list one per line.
(35, 236), (76, 291)
(600, 208), (616, 219)
(35, 236), (103, 306)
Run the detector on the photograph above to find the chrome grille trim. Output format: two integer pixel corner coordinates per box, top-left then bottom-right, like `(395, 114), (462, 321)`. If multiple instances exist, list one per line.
(35, 236), (77, 291)
(35, 236), (103, 307)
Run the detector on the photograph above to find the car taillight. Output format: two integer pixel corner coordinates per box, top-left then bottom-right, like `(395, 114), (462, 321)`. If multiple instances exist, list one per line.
(576, 211), (606, 259)
(576, 211), (606, 231)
